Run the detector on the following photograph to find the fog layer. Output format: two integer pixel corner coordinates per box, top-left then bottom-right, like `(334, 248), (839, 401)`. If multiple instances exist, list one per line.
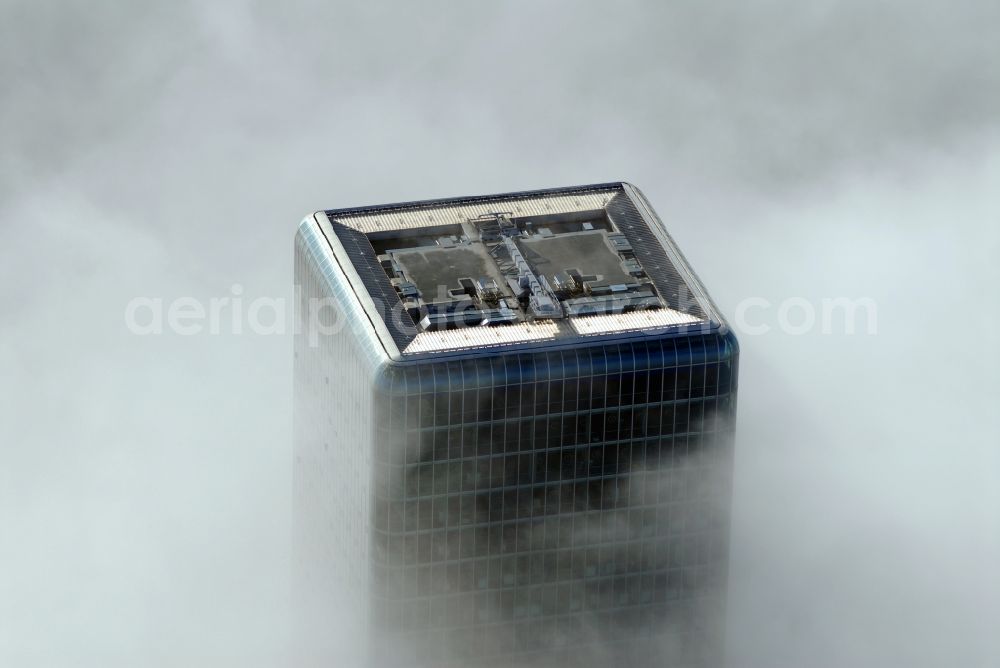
(1, 1), (998, 666)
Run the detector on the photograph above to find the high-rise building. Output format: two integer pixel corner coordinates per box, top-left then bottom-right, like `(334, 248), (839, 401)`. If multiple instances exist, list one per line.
(294, 183), (738, 667)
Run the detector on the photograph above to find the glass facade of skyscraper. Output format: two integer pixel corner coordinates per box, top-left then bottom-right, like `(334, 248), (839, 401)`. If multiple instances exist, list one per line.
(294, 183), (739, 667)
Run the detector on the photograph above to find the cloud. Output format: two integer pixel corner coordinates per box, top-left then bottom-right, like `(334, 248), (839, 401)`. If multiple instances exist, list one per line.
(0, 0), (997, 665)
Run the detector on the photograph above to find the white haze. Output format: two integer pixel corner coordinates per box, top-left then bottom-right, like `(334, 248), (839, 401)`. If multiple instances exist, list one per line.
(1, 1), (998, 666)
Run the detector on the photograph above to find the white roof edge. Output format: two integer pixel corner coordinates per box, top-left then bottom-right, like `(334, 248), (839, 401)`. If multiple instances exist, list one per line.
(308, 211), (404, 361)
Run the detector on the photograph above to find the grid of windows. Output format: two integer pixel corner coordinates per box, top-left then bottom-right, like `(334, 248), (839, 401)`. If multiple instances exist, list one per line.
(294, 223), (383, 652)
(369, 334), (738, 666)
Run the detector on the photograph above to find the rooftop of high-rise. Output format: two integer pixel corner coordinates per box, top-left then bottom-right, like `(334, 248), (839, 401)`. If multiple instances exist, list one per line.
(305, 183), (724, 357)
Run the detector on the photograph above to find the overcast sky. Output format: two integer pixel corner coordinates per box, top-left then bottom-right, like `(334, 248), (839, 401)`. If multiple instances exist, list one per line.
(1, 1), (998, 666)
